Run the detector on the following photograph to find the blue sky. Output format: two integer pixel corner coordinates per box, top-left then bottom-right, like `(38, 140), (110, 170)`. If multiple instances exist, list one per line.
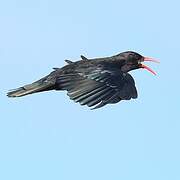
(1, 0), (180, 179)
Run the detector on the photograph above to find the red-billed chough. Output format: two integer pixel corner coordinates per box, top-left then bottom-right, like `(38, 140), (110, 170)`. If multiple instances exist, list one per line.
(7, 51), (159, 109)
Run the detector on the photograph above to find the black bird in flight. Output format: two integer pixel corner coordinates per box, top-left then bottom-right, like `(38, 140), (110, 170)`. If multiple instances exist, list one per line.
(7, 51), (159, 109)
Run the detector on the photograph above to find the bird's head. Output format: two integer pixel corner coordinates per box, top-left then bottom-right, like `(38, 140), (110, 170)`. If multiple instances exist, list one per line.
(119, 51), (159, 75)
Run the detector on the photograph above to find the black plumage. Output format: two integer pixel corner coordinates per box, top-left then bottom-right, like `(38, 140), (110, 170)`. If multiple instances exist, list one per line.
(7, 51), (158, 109)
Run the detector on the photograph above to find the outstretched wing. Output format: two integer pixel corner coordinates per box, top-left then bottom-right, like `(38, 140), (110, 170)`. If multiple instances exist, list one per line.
(55, 66), (137, 109)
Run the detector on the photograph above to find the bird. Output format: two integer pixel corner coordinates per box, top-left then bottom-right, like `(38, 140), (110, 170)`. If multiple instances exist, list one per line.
(7, 51), (159, 109)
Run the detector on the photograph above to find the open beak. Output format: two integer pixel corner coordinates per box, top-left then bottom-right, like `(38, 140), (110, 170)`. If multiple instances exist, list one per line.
(139, 57), (159, 75)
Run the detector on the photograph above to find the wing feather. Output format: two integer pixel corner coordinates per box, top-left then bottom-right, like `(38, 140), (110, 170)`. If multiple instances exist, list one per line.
(55, 66), (137, 109)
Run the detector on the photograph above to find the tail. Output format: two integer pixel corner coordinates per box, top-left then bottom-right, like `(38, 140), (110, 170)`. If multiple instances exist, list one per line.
(7, 78), (55, 97)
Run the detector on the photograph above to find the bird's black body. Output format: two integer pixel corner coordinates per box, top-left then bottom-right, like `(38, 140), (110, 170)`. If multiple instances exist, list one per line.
(7, 51), (156, 109)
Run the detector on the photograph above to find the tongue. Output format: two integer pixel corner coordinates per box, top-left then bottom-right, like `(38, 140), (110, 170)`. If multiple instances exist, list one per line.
(140, 64), (157, 75)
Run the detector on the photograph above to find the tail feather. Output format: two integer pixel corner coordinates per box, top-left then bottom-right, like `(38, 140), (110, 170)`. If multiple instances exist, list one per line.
(7, 81), (54, 97)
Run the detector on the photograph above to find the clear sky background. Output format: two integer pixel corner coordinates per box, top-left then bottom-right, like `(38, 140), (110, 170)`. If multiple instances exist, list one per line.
(1, 0), (180, 180)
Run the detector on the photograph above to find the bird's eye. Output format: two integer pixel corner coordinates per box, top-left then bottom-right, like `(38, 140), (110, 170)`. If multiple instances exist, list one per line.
(128, 54), (133, 61)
